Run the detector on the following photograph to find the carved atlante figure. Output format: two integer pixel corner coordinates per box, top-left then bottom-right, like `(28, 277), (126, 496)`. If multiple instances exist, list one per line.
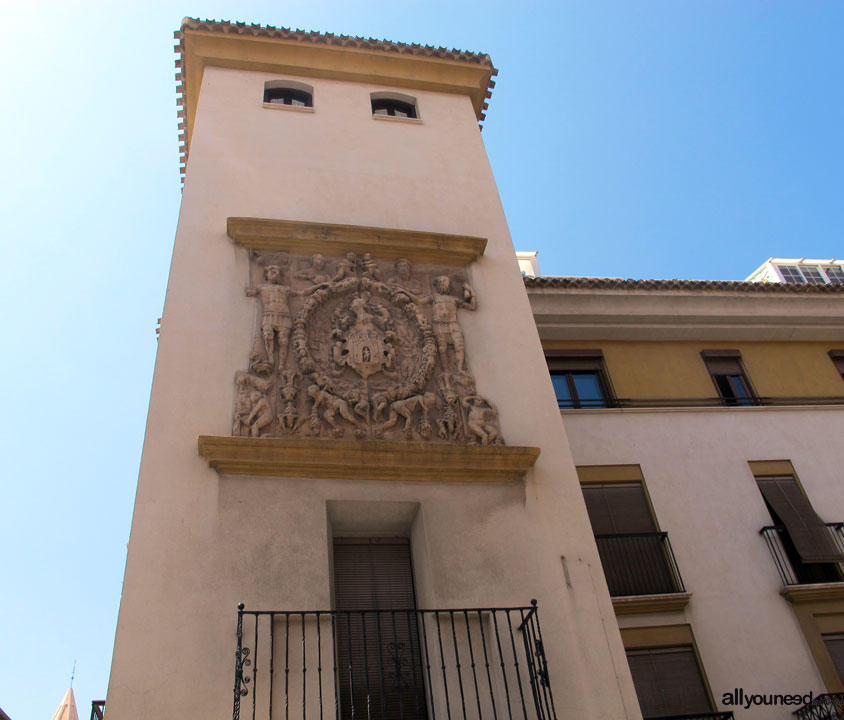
(233, 373), (272, 436)
(427, 275), (476, 373)
(246, 262), (305, 373)
(461, 395), (500, 446)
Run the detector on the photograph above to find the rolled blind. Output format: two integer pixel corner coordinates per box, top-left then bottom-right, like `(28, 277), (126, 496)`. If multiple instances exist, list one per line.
(757, 477), (844, 563)
(333, 539), (426, 720)
(626, 646), (712, 718)
(582, 483), (657, 535)
(824, 635), (844, 684)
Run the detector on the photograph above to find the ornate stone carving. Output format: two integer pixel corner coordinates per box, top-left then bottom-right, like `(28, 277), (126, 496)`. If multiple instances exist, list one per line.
(233, 248), (503, 445)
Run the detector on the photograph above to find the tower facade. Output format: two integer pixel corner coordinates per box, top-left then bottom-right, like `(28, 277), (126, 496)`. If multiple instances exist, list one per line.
(105, 20), (640, 720)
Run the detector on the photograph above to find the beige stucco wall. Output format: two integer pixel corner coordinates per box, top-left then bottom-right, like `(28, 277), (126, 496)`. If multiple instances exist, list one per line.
(106, 66), (641, 719)
(543, 340), (844, 400)
(562, 405), (844, 718)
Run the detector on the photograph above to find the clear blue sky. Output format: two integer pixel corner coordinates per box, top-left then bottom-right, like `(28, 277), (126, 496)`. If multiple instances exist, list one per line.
(1, 1), (842, 718)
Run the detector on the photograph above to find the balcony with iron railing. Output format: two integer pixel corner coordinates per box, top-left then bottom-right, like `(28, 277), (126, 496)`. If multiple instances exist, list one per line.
(759, 524), (844, 586)
(641, 713), (734, 720)
(233, 601), (556, 720)
(593, 532), (686, 598)
(793, 693), (844, 719)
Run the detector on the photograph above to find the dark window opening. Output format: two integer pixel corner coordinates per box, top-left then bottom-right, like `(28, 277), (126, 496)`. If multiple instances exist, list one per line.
(582, 482), (683, 596)
(333, 538), (427, 720)
(626, 646), (714, 719)
(825, 266), (844, 284)
(823, 634), (844, 684)
(701, 351), (757, 406)
(830, 351), (844, 382)
(264, 87), (313, 107)
(778, 265), (806, 283)
(802, 266), (825, 284)
(546, 352), (613, 409)
(372, 98), (417, 118)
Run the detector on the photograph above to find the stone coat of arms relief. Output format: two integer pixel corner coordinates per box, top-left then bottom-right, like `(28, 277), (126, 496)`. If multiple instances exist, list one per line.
(232, 250), (503, 446)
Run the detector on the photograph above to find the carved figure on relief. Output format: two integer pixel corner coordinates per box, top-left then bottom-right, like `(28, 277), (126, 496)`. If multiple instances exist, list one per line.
(278, 370), (306, 435)
(246, 391), (274, 438)
(387, 258), (424, 296)
(377, 392), (438, 440)
(437, 373), (462, 440)
(246, 258), (308, 374)
(295, 253), (331, 287)
(307, 382), (363, 438)
(462, 395), (501, 446)
(233, 372), (272, 437)
(421, 275), (476, 374)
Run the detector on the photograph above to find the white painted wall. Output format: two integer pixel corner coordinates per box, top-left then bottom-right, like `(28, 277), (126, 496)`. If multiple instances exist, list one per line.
(106, 66), (641, 720)
(563, 405), (844, 718)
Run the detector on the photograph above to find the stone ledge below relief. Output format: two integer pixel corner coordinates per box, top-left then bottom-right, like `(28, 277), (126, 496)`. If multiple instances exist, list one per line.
(198, 436), (540, 483)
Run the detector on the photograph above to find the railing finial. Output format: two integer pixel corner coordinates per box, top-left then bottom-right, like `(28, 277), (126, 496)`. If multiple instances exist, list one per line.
(530, 598), (537, 607)
(237, 602), (245, 611)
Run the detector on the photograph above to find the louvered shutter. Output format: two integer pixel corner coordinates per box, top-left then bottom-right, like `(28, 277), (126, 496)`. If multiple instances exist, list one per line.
(626, 647), (713, 718)
(824, 635), (844, 684)
(333, 539), (426, 720)
(582, 483), (657, 535)
(757, 477), (844, 563)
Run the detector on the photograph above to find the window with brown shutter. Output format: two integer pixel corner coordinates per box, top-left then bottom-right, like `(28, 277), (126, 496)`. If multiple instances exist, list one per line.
(581, 482), (681, 596)
(626, 646), (714, 719)
(823, 634), (844, 684)
(333, 539), (427, 720)
(701, 350), (757, 406)
(756, 477), (844, 564)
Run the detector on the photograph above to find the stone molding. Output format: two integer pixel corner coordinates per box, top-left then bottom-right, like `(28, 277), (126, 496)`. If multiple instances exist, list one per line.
(227, 217), (487, 266)
(198, 436), (540, 482)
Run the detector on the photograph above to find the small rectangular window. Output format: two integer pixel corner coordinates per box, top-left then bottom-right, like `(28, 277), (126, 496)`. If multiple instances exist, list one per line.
(778, 265), (806, 283)
(701, 350), (757, 406)
(824, 266), (844, 284)
(626, 646), (714, 718)
(546, 351), (613, 409)
(802, 266), (826, 283)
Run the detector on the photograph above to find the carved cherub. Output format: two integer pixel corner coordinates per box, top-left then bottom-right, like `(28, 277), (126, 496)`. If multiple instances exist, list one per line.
(461, 395), (500, 446)
(419, 275), (477, 373)
(377, 392), (438, 439)
(233, 373), (272, 436)
(295, 253), (331, 286)
(331, 253), (359, 282)
(246, 390), (274, 438)
(307, 383), (362, 437)
(360, 253), (381, 280)
(246, 261), (307, 373)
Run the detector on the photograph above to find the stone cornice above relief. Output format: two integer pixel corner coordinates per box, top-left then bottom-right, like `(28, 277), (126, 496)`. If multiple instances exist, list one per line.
(227, 218), (487, 266)
(527, 286), (844, 342)
(198, 436), (540, 482)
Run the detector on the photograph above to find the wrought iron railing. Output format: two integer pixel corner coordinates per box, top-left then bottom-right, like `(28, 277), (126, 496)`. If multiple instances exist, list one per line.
(233, 601), (556, 720)
(593, 532), (686, 597)
(794, 693), (844, 719)
(90, 700), (105, 720)
(643, 713), (734, 720)
(760, 524), (844, 586)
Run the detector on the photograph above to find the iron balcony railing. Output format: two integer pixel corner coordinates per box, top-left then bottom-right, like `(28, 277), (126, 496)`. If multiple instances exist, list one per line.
(593, 532), (686, 597)
(233, 601), (556, 720)
(643, 714), (734, 720)
(760, 524), (844, 586)
(794, 693), (844, 719)
(90, 700), (105, 720)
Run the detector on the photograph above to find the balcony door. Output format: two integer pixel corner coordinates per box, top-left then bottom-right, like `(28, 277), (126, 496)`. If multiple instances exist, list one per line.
(333, 538), (427, 720)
